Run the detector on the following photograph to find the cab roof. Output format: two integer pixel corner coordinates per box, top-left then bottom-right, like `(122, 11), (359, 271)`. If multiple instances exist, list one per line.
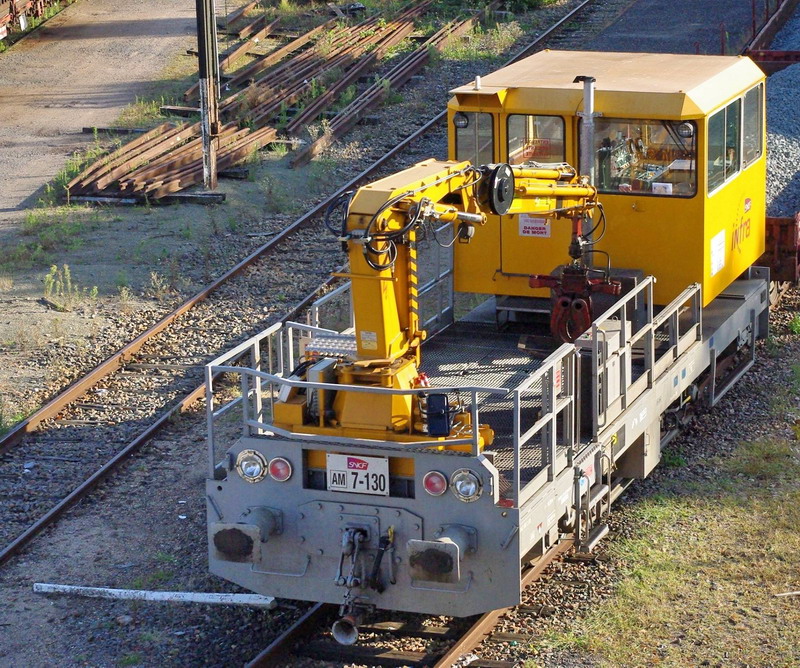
(449, 50), (765, 119)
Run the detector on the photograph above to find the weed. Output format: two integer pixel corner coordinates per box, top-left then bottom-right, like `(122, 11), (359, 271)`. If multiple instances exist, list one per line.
(268, 141), (289, 158)
(119, 653), (143, 667)
(315, 26), (345, 57)
(0, 398), (29, 436)
(308, 77), (324, 99)
(118, 285), (134, 308)
(789, 313), (800, 335)
(661, 448), (687, 468)
(765, 334), (782, 358)
(42, 264), (97, 312)
(261, 174), (293, 214)
(115, 270), (131, 288)
(155, 551), (177, 564)
(145, 271), (170, 301)
(179, 222), (194, 240)
(306, 120), (332, 142)
(509, 0), (560, 9)
(334, 84), (358, 111)
(376, 77), (403, 105)
(0, 275), (12, 291)
(442, 21), (524, 61)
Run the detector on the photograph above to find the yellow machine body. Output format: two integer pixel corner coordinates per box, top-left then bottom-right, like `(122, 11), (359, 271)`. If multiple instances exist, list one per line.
(447, 50), (767, 305)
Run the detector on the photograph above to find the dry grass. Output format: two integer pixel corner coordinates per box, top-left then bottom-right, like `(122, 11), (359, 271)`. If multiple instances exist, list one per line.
(530, 439), (800, 667)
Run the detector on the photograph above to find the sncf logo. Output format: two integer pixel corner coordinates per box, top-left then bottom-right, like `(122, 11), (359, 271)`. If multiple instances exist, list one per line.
(743, 197), (752, 213)
(347, 457), (369, 470)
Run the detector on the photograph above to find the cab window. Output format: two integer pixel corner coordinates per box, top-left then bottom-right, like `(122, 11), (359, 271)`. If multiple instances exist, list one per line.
(708, 99), (741, 192)
(507, 114), (565, 164)
(454, 112), (494, 165)
(589, 119), (697, 197)
(742, 83), (763, 168)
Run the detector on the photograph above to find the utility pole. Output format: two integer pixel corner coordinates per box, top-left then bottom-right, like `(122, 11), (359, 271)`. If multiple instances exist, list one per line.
(195, 0), (220, 189)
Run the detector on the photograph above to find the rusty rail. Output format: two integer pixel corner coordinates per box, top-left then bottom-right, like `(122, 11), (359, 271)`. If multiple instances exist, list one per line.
(433, 539), (575, 667)
(291, 0), (594, 167)
(70, 2), (434, 200)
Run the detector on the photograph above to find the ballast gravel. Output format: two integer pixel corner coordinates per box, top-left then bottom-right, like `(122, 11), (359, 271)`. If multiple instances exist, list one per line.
(766, 11), (800, 217)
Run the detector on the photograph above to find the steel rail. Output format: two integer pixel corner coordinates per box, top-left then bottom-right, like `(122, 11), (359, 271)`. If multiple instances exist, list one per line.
(245, 602), (336, 667)
(0, 0), (596, 566)
(0, 278), (332, 568)
(744, 0), (800, 51)
(241, 539), (574, 666)
(434, 539), (575, 667)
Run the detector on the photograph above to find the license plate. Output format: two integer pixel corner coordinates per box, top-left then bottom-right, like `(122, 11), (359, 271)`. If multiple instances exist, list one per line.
(326, 453), (389, 496)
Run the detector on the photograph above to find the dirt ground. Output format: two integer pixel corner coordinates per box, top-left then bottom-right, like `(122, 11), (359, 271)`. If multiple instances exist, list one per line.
(0, 0), (195, 429)
(0, 0), (196, 224)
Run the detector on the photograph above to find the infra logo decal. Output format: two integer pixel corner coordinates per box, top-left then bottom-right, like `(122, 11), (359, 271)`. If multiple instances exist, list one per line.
(731, 197), (751, 254)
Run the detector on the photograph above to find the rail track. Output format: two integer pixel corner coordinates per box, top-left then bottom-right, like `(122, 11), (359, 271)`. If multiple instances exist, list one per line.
(245, 540), (575, 667)
(2, 0), (797, 664)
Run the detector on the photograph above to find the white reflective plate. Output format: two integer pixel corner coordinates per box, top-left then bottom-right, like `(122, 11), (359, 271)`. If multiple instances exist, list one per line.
(326, 453), (389, 496)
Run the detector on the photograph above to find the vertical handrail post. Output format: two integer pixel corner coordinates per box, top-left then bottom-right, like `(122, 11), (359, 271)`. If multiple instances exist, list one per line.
(206, 365), (216, 477)
(241, 372), (250, 436)
(513, 390), (521, 507)
(250, 341), (264, 431)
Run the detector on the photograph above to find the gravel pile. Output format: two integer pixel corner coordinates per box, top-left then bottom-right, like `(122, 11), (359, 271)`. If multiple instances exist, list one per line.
(766, 13), (800, 216)
(766, 65), (800, 216)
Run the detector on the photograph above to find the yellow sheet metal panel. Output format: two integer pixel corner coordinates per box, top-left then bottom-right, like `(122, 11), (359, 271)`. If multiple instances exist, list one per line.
(450, 51), (764, 121)
(703, 161), (766, 303)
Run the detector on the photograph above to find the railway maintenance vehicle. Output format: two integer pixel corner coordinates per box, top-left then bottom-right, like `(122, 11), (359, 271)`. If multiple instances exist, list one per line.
(205, 51), (773, 642)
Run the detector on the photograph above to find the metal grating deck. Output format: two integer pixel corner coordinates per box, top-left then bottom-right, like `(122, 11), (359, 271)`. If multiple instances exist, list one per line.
(420, 322), (552, 486)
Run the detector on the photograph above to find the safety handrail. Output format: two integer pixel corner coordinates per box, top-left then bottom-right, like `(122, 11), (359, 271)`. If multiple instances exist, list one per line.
(205, 315), (578, 509)
(587, 279), (702, 436)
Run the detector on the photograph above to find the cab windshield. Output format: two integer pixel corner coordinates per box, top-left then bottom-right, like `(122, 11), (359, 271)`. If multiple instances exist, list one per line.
(590, 119), (697, 197)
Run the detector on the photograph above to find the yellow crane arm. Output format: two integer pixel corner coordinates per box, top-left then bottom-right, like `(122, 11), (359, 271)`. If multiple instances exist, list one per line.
(340, 159), (598, 362)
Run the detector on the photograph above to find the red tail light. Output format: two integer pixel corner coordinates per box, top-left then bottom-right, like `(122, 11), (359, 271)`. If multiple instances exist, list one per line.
(423, 471), (447, 496)
(268, 457), (292, 482)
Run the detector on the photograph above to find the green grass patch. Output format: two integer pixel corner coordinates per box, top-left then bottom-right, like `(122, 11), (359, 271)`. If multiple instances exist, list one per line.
(442, 21), (524, 61)
(722, 438), (799, 479)
(118, 653), (143, 667)
(0, 400), (28, 437)
(1, 206), (114, 272)
(533, 440), (800, 667)
(129, 569), (174, 591)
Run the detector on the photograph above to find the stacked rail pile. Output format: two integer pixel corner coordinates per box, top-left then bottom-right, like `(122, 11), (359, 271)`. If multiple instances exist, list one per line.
(289, 2), (499, 167)
(1, 0), (57, 29)
(66, 1), (433, 202)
